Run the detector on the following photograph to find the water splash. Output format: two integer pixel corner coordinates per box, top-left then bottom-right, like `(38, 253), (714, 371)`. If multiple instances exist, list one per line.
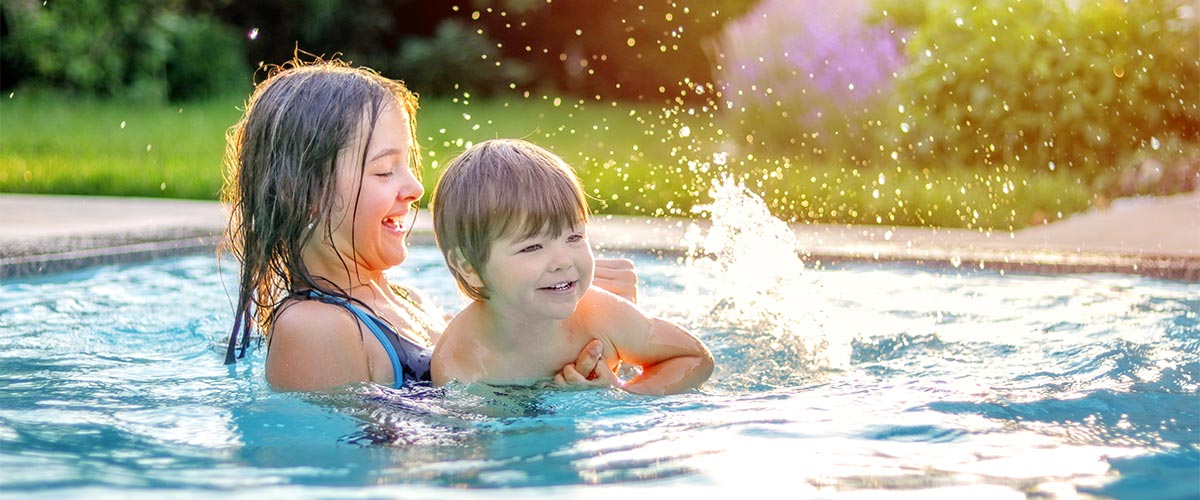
(679, 175), (849, 389)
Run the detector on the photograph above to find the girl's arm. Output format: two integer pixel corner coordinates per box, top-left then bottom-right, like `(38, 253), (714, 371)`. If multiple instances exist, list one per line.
(593, 258), (638, 304)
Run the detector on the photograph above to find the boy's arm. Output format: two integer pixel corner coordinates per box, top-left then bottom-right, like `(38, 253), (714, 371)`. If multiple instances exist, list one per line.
(582, 288), (714, 395)
(618, 318), (714, 395)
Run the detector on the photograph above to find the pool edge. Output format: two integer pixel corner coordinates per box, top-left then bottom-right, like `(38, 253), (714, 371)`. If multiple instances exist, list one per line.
(2, 193), (1198, 282)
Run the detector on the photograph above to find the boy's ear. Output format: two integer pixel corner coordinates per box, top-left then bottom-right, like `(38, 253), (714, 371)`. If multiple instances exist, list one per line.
(448, 249), (485, 288)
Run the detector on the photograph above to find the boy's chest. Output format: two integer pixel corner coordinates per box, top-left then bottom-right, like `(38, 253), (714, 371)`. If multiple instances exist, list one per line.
(489, 334), (617, 379)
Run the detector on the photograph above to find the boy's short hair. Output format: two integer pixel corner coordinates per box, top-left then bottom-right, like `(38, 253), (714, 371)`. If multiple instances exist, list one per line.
(431, 139), (589, 301)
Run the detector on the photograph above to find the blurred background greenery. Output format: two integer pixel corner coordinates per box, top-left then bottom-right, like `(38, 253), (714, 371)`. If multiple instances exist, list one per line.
(1, 0), (1196, 231)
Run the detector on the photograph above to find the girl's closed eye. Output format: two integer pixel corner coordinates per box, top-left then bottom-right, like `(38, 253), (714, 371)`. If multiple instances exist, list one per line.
(566, 233), (584, 243)
(374, 164), (403, 178)
(518, 243), (542, 253)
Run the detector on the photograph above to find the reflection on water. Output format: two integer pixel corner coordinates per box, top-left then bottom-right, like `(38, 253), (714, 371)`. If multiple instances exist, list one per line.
(0, 192), (1197, 497)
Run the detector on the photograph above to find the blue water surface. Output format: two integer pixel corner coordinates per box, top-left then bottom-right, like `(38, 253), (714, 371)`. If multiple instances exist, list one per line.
(0, 245), (1197, 499)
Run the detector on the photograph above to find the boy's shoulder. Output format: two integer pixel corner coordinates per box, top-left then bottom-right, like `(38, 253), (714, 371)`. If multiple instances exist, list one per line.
(574, 286), (651, 335)
(430, 303), (490, 384)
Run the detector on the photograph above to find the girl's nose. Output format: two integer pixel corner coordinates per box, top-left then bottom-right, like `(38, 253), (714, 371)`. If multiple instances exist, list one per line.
(398, 168), (424, 203)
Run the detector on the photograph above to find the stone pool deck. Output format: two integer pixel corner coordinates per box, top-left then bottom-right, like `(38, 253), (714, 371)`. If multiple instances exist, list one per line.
(0, 192), (1197, 281)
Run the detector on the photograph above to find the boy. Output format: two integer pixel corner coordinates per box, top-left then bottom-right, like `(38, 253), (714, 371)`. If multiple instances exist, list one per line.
(429, 139), (714, 395)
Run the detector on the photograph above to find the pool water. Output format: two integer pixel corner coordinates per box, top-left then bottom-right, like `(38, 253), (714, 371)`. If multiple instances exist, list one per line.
(1, 243), (1197, 499)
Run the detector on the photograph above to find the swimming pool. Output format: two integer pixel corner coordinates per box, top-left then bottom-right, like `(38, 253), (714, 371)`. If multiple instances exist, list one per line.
(1, 242), (1197, 499)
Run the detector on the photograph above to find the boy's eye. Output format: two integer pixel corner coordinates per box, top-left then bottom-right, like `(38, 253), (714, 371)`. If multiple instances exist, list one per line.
(519, 244), (542, 253)
(566, 233), (584, 243)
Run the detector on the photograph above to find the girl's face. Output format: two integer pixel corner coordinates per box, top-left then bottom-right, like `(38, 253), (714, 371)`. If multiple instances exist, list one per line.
(324, 104), (423, 274)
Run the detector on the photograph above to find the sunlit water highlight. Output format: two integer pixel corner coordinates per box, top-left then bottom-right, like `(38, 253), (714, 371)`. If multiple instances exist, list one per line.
(1, 190), (1197, 499)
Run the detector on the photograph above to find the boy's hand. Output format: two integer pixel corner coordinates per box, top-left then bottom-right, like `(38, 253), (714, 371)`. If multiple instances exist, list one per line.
(593, 258), (637, 304)
(552, 339), (621, 389)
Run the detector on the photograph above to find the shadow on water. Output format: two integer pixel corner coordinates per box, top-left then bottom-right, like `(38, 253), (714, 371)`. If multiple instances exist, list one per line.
(1081, 447), (1200, 500)
(228, 379), (711, 488)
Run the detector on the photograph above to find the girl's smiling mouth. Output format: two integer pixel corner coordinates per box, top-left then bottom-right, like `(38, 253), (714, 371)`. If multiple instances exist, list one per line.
(382, 214), (409, 233)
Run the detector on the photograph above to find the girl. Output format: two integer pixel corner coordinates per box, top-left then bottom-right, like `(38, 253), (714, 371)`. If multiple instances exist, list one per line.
(221, 59), (635, 391)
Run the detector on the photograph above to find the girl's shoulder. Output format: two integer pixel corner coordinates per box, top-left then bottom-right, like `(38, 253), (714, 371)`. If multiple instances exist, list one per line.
(388, 282), (428, 307)
(265, 296), (372, 390)
(271, 296), (361, 344)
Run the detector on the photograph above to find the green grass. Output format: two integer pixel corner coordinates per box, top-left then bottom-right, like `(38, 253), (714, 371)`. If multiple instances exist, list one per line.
(1, 89), (240, 199)
(1, 89), (1095, 230)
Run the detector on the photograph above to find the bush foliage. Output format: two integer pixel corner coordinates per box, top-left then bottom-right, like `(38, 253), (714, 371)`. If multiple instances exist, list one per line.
(2, 0), (248, 101)
(386, 19), (533, 97)
(876, 0), (1199, 176)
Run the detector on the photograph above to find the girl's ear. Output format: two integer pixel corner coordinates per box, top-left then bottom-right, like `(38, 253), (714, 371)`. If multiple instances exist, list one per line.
(448, 249), (485, 289)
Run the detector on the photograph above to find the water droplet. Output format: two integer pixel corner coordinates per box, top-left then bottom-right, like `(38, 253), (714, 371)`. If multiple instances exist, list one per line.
(900, 122), (910, 133)
(120, 121), (126, 129)
(1150, 137), (1161, 150)
(955, 17), (964, 27)
(1113, 65), (1125, 78)
(679, 126), (691, 137)
(627, 37), (636, 47)
(1048, 161), (1056, 171)
(847, 83), (855, 91)
(146, 144), (152, 152)
(248, 28), (259, 40)
(712, 152), (728, 165)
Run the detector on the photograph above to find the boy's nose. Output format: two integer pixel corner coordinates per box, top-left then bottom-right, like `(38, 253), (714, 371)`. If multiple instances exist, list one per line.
(548, 248), (573, 272)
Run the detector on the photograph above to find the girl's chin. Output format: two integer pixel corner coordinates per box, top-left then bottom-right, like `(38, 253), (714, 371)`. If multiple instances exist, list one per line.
(355, 247), (408, 271)
(384, 246), (410, 267)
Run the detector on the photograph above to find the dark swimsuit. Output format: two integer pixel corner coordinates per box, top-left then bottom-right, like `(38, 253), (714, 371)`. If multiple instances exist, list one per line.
(296, 288), (433, 388)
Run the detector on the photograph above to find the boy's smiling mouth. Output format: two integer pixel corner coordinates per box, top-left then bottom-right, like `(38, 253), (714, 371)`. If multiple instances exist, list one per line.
(539, 280), (577, 292)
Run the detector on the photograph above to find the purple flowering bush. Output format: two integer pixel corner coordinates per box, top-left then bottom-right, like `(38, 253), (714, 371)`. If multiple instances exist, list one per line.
(714, 0), (906, 161)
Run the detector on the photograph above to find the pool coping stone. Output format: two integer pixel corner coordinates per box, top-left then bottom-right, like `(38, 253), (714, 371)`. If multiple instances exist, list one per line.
(1, 192), (1197, 281)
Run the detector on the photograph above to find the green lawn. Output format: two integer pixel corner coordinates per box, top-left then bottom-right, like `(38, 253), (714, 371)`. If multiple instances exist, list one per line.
(0, 90), (1093, 230)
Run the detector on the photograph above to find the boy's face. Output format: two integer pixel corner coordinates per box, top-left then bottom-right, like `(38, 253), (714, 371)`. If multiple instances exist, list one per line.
(476, 224), (595, 321)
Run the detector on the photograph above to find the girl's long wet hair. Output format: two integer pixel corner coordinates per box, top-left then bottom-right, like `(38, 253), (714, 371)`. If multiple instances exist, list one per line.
(221, 58), (420, 364)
